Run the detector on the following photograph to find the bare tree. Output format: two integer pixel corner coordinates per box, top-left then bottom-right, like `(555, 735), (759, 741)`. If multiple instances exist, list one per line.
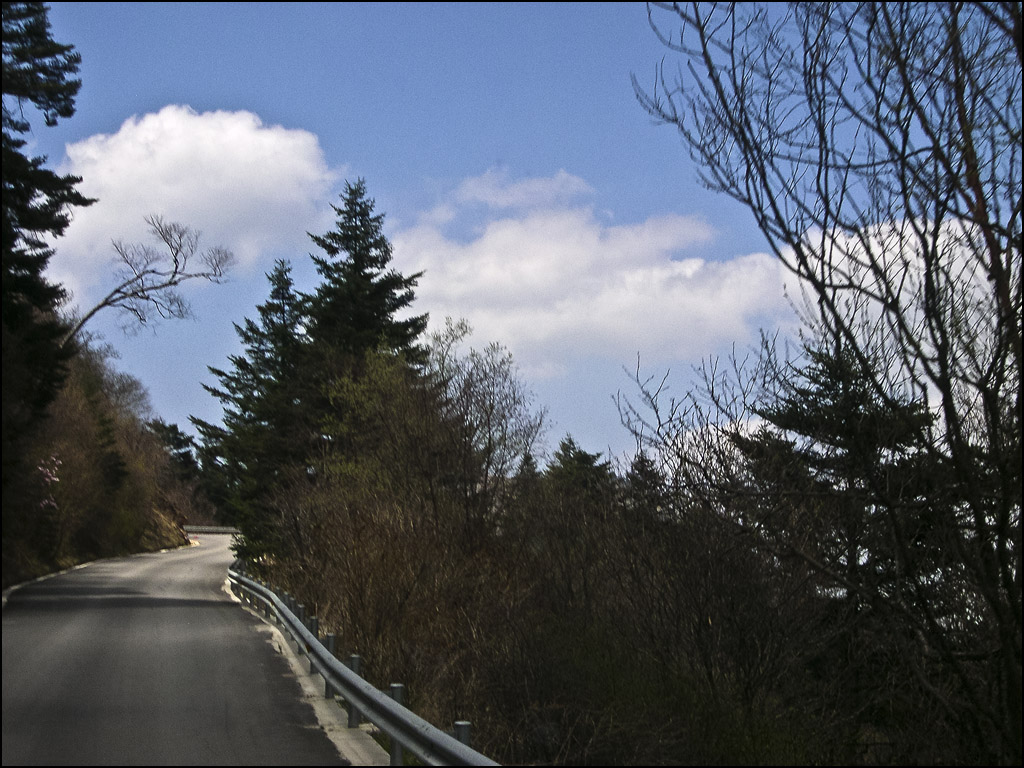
(64, 215), (234, 345)
(633, 2), (1020, 762)
(427, 318), (547, 535)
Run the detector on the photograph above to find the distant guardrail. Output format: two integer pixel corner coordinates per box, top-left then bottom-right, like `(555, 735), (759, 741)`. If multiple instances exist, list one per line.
(227, 561), (499, 767)
(183, 525), (240, 535)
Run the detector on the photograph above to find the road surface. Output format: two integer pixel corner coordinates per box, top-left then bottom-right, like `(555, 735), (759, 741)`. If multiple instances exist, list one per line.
(2, 534), (356, 765)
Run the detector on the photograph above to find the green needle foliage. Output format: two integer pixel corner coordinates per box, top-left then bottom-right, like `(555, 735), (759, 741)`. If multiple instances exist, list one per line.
(306, 178), (428, 369)
(194, 259), (308, 560)
(2, 0), (94, 500)
(197, 181), (433, 564)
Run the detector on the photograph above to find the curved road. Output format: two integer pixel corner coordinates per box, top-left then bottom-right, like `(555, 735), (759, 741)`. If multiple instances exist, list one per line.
(2, 535), (348, 765)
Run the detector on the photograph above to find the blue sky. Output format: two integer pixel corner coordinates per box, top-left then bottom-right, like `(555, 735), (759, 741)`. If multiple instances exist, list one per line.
(32, 2), (794, 464)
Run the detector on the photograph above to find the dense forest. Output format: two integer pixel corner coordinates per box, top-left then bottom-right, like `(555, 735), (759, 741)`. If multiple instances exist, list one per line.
(3, 2), (1018, 765)
(188, 182), (1018, 763)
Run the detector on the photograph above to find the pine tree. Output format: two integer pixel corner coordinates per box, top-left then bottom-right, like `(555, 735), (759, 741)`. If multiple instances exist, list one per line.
(623, 451), (668, 522)
(305, 179), (427, 368)
(729, 342), (959, 755)
(734, 342), (935, 605)
(147, 419), (200, 482)
(540, 436), (620, 623)
(2, 1), (94, 504)
(546, 436), (617, 503)
(193, 260), (307, 557)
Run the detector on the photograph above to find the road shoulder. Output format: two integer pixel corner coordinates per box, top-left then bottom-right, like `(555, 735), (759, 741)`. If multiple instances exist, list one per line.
(223, 580), (390, 766)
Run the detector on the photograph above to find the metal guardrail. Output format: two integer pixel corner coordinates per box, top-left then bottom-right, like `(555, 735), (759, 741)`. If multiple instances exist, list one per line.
(183, 525), (241, 535)
(227, 561), (499, 767)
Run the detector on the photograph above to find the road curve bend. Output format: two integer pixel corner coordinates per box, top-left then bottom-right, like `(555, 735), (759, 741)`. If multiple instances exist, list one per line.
(2, 534), (351, 766)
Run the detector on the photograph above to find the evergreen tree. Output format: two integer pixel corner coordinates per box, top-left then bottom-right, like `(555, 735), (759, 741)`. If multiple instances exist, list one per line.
(147, 419), (200, 482)
(733, 342), (936, 605)
(729, 342), (961, 756)
(193, 259), (307, 557)
(546, 436), (617, 503)
(540, 436), (619, 624)
(2, 1), (93, 509)
(305, 179), (427, 368)
(623, 451), (668, 522)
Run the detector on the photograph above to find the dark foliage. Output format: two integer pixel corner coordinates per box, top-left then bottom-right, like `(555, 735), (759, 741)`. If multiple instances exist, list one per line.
(2, 0), (94, 509)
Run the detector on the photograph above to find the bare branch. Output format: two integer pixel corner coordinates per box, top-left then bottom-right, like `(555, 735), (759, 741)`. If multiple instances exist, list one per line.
(63, 215), (235, 345)
(633, 3), (1021, 761)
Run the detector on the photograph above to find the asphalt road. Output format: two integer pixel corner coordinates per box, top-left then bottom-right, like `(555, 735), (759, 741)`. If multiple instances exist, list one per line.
(2, 535), (347, 766)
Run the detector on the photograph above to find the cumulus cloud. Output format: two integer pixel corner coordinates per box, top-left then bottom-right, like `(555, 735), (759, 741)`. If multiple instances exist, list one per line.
(50, 105), (338, 308)
(393, 170), (792, 378)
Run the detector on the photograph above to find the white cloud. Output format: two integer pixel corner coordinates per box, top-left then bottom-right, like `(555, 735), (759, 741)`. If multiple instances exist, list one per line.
(455, 168), (593, 210)
(50, 105), (338, 309)
(393, 171), (793, 378)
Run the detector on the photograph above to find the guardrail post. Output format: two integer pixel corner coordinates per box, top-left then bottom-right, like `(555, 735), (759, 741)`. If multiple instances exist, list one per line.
(308, 617), (319, 672)
(296, 604), (307, 652)
(454, 720), (472, 748)
(389, 684), (405, 766)
(324, 634), (337, 698)
(347, 655), (363, 727)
